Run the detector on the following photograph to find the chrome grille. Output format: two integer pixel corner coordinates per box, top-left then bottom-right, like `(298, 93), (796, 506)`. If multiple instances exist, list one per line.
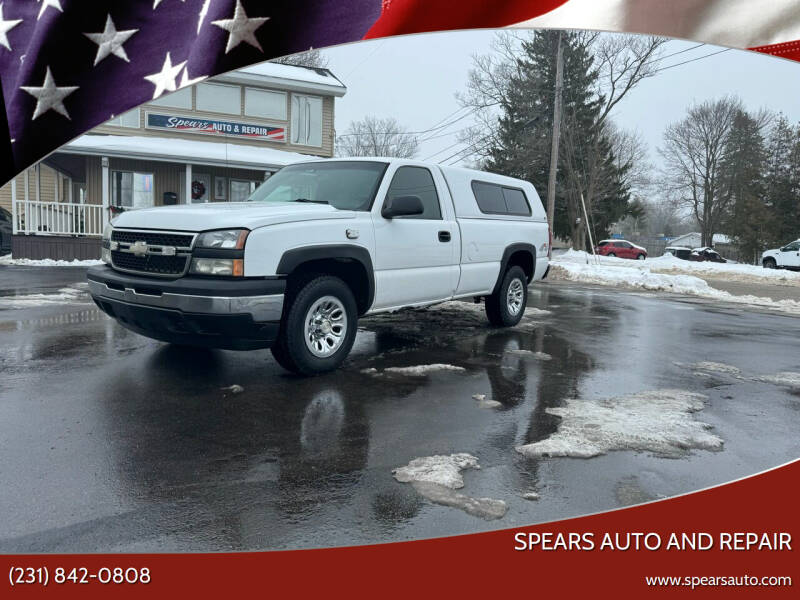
(110, 229), (195, 277)
(111, 230), (194, 248)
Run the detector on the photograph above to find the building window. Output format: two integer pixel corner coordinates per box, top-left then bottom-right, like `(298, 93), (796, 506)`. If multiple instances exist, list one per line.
(245, 88), (287, 120)
(230, 179), (260, 202)
(149, 86), (192, 109)
(196, 82), (241, 114)
(111, 171), (154, 208)
(290, 94), (322, 147)
(107, 108), (140, 128)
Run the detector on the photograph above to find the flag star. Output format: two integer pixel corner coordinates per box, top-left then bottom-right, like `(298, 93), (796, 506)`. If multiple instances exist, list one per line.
(197, 0), (210, 34)
(212, 0), (269, 53)
(37, 0), (62, 20)
(20, 67), (78, 120)
(0, 3), (22, 51)
(153, 0), (184, 9)
(179, 66), (206, 89)
(84, 15), (138, 66)
(144, 52), (186, 99)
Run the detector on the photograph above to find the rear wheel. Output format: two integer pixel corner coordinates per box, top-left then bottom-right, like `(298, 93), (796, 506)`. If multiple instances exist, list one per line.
(271, 275), (358, 375)
(607, 252), (616, 258)
(763, 258), (777, 269)
(485, 265), (527, 327)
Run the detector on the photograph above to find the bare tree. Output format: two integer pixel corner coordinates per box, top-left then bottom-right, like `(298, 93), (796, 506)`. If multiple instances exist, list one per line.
(660, 97), (743, 247)
(270, 48), (329, 69)
(457, 31), (665, 248)
(558, 34), (666, 249)
(336, 116), (419, 158)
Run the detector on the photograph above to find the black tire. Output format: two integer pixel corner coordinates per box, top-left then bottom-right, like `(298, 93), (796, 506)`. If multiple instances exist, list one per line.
(271, 275), (358, 375)
(637, 253), (646, 260)
(607, 252), (616, 257)
(763, 258), (777, 269)
(485, 265), (528, 327)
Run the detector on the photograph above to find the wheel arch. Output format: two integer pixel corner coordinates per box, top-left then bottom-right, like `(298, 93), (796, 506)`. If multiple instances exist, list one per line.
(277, 245), (374, 315)
(491, 243), (536, 295)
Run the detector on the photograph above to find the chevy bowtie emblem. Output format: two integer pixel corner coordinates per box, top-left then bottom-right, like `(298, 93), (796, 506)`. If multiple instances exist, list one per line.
(130, 241), (149, 257)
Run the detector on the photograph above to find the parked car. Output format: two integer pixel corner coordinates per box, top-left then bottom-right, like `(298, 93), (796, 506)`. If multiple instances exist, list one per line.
(689, 247), (727, 263)
(87, 158), (550, 375)
(0, 206), (12, 255)
(663, 246), (692, 260)
(595, 239), (647, 260)
(762, 239), (800, 270)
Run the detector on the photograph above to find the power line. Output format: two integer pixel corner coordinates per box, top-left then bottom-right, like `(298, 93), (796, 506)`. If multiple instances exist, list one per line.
(651, 47), (731, 74)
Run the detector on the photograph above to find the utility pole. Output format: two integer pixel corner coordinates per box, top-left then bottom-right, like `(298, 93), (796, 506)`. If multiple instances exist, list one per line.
(546, 32), (564, 243)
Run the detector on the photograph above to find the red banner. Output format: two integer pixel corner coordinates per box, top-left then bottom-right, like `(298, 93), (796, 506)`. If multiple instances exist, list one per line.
(3, 460), (797, 597)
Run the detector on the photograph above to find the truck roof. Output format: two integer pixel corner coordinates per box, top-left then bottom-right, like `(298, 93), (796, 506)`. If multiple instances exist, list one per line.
(294, 157), (546, 222)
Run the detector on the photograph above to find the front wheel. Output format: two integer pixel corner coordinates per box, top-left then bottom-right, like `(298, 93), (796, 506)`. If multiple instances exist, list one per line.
(763, 258), (777, 269)
(485, 265), (528, 327)
(271, 275), (358, 375)
(637, 253), (646, 260)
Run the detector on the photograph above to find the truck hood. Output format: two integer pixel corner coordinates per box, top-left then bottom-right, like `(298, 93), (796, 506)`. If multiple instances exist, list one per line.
(110, 202), (353, 232)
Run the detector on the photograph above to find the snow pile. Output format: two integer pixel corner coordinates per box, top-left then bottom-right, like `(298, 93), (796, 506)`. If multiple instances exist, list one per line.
(0, 286), (90, 308)
(515, 389), (722, 459)
(549, 259), (800, 314)
(690, 362), (742, 375)
(393, 453), (507, 520)
(410, 481), (508, 520)
(472, 393), (502, 409)
(393, 453), (480, 488)
(553, 249), (800, 285)
(0, 254), (102, 267)
(755, 372), (800, 389)
(508, 349), (552, 361)
(364, 364), (467, 377)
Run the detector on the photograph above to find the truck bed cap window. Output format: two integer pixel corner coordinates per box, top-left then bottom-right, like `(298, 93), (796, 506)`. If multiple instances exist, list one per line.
(471, 181), (531, 216)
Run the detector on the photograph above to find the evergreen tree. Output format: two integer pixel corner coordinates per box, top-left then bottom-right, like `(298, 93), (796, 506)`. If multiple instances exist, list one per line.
(485, 32), (633, 246)
(764, 116), (799, 246)
(720, 110), (771, 262)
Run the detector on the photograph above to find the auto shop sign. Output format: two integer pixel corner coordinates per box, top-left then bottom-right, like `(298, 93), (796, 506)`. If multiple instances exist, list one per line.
(145, 112), (286, 142)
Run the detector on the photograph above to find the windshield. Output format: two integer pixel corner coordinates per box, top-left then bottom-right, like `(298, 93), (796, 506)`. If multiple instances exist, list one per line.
(247, 161), (388, 211)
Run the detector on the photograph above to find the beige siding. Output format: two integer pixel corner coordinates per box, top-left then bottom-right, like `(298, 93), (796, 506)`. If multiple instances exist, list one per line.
(93, 83), (336, 158)
(0, 168), (62, 213)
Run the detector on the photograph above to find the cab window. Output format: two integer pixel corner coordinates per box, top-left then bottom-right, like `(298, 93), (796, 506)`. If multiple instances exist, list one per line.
(384, 166), (442, 220)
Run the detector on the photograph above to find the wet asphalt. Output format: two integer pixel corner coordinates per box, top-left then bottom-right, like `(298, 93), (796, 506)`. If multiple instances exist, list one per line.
(1, 266), (799, 553)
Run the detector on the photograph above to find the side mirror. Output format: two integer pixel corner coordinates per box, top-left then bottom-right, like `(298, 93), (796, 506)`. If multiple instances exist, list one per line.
(382, 195), (424, 219)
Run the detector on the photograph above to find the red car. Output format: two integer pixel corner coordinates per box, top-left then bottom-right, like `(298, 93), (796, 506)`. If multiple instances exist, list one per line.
(595, 239), (647, 260)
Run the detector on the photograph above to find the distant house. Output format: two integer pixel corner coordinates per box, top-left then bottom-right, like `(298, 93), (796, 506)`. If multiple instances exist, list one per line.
(1, 62), (347, 260)
(668, 232), (731, 249)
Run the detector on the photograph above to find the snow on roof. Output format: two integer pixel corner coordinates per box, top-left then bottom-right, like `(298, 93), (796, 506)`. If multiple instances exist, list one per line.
(215, 61), (347, 96)
(670, 232), (732, 245)
(60, 134), (312, 170)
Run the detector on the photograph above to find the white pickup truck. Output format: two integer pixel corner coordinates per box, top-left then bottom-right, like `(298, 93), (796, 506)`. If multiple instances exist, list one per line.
(88, 158), (550, 374)
(762, 239), (800, 270)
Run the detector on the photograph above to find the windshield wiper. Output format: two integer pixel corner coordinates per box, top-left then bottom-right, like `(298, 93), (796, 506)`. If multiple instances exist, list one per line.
(294, 198), (328, 204)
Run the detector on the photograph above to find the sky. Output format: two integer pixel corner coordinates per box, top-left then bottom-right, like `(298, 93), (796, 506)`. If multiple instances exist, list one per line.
(321, 30), (800, 170)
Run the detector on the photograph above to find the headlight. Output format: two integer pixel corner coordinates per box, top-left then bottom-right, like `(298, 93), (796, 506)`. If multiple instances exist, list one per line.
(195, 229), (249, 249)
(101, 223), (113, 263)
(190, 258), (244, 277)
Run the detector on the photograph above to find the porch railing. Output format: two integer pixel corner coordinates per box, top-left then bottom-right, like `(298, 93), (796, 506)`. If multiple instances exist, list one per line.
(12, 200), (106, 237)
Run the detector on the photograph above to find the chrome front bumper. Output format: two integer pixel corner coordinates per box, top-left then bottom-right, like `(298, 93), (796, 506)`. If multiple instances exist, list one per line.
(87, 279), (284, 322)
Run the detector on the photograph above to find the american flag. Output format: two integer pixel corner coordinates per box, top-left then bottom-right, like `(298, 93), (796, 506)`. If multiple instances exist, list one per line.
(1, 0), (799, 186)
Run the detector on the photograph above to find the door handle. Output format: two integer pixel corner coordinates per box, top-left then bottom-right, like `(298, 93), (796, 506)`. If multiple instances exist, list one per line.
(438, 230), (451, 243)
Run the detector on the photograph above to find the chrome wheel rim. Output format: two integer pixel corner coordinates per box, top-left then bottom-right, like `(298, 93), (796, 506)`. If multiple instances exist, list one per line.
(304, 295), (348, 358)
(506, 278), (524, 316)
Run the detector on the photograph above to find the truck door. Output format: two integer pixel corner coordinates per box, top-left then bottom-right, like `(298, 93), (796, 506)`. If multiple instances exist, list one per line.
(371, 165), (459, 309)
(779, 241), (800, 267)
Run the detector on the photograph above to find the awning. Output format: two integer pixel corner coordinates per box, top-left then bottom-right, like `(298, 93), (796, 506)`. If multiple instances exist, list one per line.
(58, 134), (313, 171)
